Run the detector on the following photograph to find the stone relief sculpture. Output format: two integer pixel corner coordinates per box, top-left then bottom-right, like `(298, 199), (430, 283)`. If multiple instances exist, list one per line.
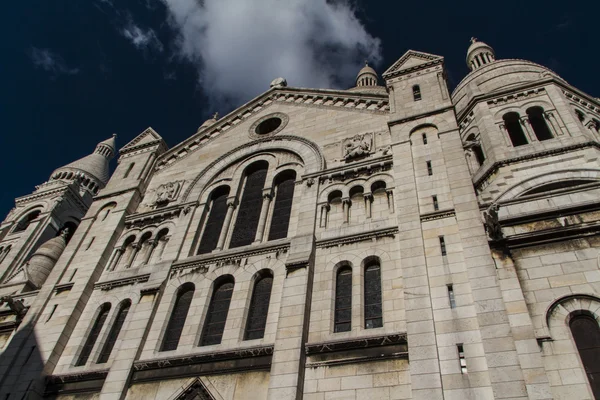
(154, 181), (182, 206)
(343, 133), (372, 161)
(483, 204), (503, 240)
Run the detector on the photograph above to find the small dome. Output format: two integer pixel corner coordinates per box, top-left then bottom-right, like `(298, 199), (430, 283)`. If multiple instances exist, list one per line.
(27, 230), (68, 288)
(356, 62), (379, 87)
(466, 38), (496, 71)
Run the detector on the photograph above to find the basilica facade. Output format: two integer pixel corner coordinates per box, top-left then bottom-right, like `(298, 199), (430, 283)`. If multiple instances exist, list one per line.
(0, 40), (599, 399)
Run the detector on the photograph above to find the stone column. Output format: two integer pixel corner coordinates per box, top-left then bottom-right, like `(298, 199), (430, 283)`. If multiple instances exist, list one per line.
(125, 243), (141, 269)
(216, 197), (237, 250)
(363, 193), (373, 218)
(108, 247), (124, 271)
(142, 239), (158, 265)
(154, 236), (170, 261)
(318, 203), (329, 228)
(342, 197), (351, 223)
(386, 189), (395, 213)
(254, 189), (273, 243)
(498, 123), (513, 146)
(521, 116), (537, 142)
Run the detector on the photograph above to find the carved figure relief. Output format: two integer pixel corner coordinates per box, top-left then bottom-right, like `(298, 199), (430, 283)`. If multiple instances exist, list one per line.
(154, 181), (182, 206)
(483, 204), (503, 241)
(343, 133), (372, 161)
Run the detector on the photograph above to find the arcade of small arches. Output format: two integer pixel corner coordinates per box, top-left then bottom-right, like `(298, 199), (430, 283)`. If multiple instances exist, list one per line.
(498, 105), (560, 147)
(50, 171), (100, 194)
(107, 227), (170, 272)
(573, 107), (600, 134)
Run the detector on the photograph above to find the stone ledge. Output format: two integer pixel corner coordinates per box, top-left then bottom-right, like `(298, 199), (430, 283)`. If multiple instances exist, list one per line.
(305, 333), (407, 355)
(45, 370), (109, 395)
(420, 209), (456, 222)
(94, 274), (150, 291)
(316, 227), (398, 249)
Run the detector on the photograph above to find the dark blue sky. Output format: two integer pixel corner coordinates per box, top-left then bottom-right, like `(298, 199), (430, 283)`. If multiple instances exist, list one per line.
(1, 0), (598, 216)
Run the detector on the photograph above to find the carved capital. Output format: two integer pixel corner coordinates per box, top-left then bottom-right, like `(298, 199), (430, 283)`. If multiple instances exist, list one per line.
(363, 192), (373, 201)
(226, 196), (237, 208)
(262, 188), (273, 200)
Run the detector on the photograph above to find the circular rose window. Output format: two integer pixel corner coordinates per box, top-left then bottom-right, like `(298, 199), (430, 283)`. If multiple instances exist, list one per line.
(256, 117), (282, 135)
(249, 113), (289, 139)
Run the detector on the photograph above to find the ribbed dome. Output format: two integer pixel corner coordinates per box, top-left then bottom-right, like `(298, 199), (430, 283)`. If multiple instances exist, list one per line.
(466, 38), (496, 71)
(356, 62), (379, 87)
(27, 231), (68, 288)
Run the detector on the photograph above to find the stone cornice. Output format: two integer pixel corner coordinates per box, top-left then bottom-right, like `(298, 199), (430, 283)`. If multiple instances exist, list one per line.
(502, 220), (600, 249)
(305, 333), (407, 355)
(53, 282), (74, 294)
(303, 155), (393, 184)
(420, 209), (456, 222)
(563, 90), (600, 115)
(124, 201), (196, 229)
(387, 105), (455, 127)
(475, 141), (600, 190)
(316, 227), (398, 248)
(155, 88), (388, 172)
(94, 274), (150, 291)
(383, 50), (443, 80)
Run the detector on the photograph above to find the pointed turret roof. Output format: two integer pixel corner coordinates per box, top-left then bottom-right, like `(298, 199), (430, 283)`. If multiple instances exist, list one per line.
(53, 135), (117, 185)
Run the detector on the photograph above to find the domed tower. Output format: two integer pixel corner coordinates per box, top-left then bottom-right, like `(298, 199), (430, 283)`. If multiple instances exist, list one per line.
(23, 229), (68, 288)
(348, 62), (386, 94)
(466, 37), (496, 71)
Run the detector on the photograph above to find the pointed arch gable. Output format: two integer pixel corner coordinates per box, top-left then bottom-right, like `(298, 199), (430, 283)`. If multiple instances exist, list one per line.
(182, 136), (325, 202)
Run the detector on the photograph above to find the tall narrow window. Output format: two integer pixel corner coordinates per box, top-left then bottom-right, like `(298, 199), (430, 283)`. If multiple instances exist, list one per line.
(197, 187), (230, 254)
(97, 300), (131, 363)
(432, 195), (439, 211)
(413, 85), (422, 101)
(526, 107), (553, 141)
(334, 266), (352, 333)
(364, 259), (383, 329)
(161, 284), (194, 352)
(76, 303), (111, 366)
(426, 161), (433, 176)
(422, 133), (428, 145)
(570, 314), (600, 398)
(230, 162), (268, 248)
(439, 236), (447, 256)
(448, 285), (456, 308)
(268, 171), (296, 241)
(503, 112), (528, 146)
(244, 272), (273, 340)
(123, 163), (135, 178)
(458, 344), (467, 373)
(201, 276), (235, 346)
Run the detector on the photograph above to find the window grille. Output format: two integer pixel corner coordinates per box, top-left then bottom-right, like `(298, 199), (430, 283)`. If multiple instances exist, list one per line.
(432, 195), (439, 211)
(200, 277), (234, 346)
(198, 187), (230, 254)
(161, 284), (194, 351)
(570, 314), (600, 398)
(334, 267), (352, 333)
(364, 261), (383, 329)
(97, 301), (130, 363)
(422, 133), (428, 145)
(244, 274), (273, 340)
(76, 303), (111, 366)
(448, 285), (456, 308)
(230, 163), (268, 248)
(458, 344), (467, 373)
(268, 172), (296, 241)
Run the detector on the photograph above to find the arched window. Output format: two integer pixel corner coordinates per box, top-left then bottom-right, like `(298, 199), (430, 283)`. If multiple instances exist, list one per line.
(13, 210), (41, 232)
(97, 300), (130, 363)
(593, 119), (600, 133)
(244, 272), (273, 340)
(161, 283), (194, 352)
(466, 134), (486, 166)
(198, 187), (230, 254)
(349, 186), (364, 224)
(268, 171), (296, 241)
(526, 107), (553, 141)
(503, 112), (528, 147)
(364, 258), (383, 329)
(123, 163), (135, 179)
(60, 221), (78, 243)
(230, 162), (269, 248)
(334, 266), (352, 333)
(575, 109), (586, 123)
(76, 303), (111, 366)
(570, 313), (600, 398)
(200, 276), (235, 346)
(413, 85), (422, 101)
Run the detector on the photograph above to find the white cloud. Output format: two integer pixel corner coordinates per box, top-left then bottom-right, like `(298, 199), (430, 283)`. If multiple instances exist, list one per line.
(121, 19), (164, 53)
(29, 48), (79, 75)
(160, 0), (382, 107)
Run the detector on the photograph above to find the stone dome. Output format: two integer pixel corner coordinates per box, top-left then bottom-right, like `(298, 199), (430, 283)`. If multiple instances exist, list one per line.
(356, 62), (379, 87)
(27, 230), (68, 288)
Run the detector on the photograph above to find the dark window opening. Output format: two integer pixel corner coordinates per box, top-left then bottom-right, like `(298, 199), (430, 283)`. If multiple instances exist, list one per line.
(97, 300), (130, 363)
(426, 161), (433, 176)
(439, 236), (447, 256)
(46, 305), (57, 323)
(268, 171), (296, 241)
(124, 163), (135, 179)
(503, 112), (528, 146)
(364, 259), (383, 329)
(576, 109), (586, 123)
(230, 162), (268, 248)
(201, 276), (234, 346)
(255, 117), (282, 135)
(448, 285), (456, 309)
(197, 187), (230, 254)
(334, 266), (352, 333)
(413, 85), (422, 101)
(76, 303), (111, 366)
(458, 344), (467, 373)
(432, 195), (439, 211)
(422, 133), (428, 145)
(161, 284), (194, 352)
(570, 314), (600, 399)
(13, 210), (41, 232)
(244, 272), (273, 340)
(527, 107), (553, 141)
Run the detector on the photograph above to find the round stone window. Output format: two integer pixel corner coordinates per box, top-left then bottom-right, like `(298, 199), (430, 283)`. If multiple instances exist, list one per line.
(249, 113), (289, 139)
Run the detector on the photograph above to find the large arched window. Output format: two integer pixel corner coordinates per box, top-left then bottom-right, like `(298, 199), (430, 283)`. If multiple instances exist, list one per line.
(13, 210), (41, 232)
(244, 271), (273, 340)
(198, 187), (230, 254)
(334, 266), (352, 333)
(76, 303), (111, 366)
(161, 283), (195, 352)
(268, 171), (296, 241)
(97, 300), (131, 363)
(230, 162), (268, 248)
(526, 107), (553, 141)
(503, 112), (528, 147)
(200, 276), (235, 346)
(364, 258), (383, 329)
(570, 313), (600, 398)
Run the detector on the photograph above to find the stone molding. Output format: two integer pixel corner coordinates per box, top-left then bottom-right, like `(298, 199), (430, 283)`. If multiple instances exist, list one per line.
(303, 155), (393, 185)
(53, 282), (74, 294)
(248, 112), (289, 139)
(125, 202), (196, 229)
(383, 50), (443, 80)
(420, 209), (456, 222)
(305, 333), (407, 355)
(45, 370), (109, 395)
(316, 227), (398, 249)
(563, 89), (600, 115)
(94, 274), (150, 291)
(387, 105), (455, 127)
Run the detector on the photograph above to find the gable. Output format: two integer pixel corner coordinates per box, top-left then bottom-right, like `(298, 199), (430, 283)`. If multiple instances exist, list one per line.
(383, 50), (444, 79)
(120, 127), (165, 154)
(175, 379), (216, 400)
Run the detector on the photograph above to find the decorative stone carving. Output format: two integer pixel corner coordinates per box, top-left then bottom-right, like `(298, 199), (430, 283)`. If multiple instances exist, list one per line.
(483, 204), (503, 241)
(154, 181), (182, 206)
(270, 77), (287, 88)
(343, 133), (373, 161)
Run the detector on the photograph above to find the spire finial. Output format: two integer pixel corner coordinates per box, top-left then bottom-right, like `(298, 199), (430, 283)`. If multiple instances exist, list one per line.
(212, 112), (219, 120)
(364, 59), (369, 66)
(470, 37), (478, 44)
